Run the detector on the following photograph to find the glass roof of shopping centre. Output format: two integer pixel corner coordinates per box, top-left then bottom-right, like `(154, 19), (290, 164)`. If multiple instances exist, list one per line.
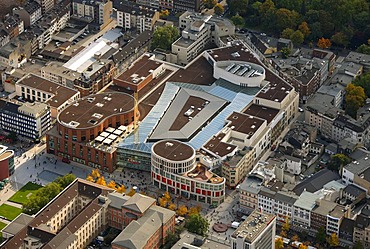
(118, 79), (259, 154)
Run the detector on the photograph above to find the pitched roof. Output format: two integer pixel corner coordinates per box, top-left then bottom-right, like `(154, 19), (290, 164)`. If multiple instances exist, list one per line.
(122, 193), (155, 213)
(293, 169), (340, 195)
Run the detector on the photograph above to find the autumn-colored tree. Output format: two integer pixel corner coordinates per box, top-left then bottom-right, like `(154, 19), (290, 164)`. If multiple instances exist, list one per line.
(116, 184), (126, 194)
(160, 9), (169, 18)
(204, 0), (217, 9)
(292, 234), (300, 241)
(188, 206), (201, 215)
(126, 188), (136, 197)
(176, 205), (188, 216)
(327, 233), (339, 247)
(275, 237), (284, 249)
(168, 202), (177, 211)
(345, 83), (366, 118)
(91, 169), (100, 179)
(107, 180), (117, 189)
(280, 230), (287, 237)
(96, 176), (106, 186)
(163, 191), (171, 202)
(86, 175), (94, 182)
(282, 217), (290, 232)
(298, 22), (311, 38)
(298, 244), (308, 249)
(214, 3), (224, 16)
(159, 197), (168, 207)
(317, 37), (332, 49)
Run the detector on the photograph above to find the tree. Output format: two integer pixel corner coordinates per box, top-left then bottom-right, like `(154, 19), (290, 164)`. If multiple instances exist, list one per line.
(188, 205), (201, 215)
(214, 3), (224, 16)
(163, 191), (171, 202)
(159, 197), (168, 207)
(327, 233), (339, 247)
(160, 9), (169, 19)
(281, 28), (294, 39)
(316, 227), (327, 244)
(279, 230), (287, 237)
(185, 214), (209, 236)
(176, 205), (188, 216)
(152, 26), (180, 51)
(116, 184), (126, 194)
(328, 154), (351, 172)
(164, 232), (180, 249)
(275, 8), (299, 32)
(229, 0), (249, 16)
(317, 37), (332, 49)
(298, 244), (308, 249)
(331, 32), (350, 47)
(353, 241), (363, 249)
(55, 174), (76, 188)
(275, 237), (284, 249)
(168, 202), (177, 211)
(290, 30), (304, 45)
(282, 217), (290, 232)
(292, 234), (300, 241)
(230, 15), (245, 27)
(353, 72), (370, 98)
(345, 83), (366, 118)
(107, 180), (117, 189)
(127, 188), (136, 197)
(91, 169), (100, 179)
(357, 44), (370, 55)
(298, 21), (311, 38)
(96, 176), (106, 186)
(204, 0), (217, 9)
(280, 47), (291, 58)
(86, 175), (94, 182)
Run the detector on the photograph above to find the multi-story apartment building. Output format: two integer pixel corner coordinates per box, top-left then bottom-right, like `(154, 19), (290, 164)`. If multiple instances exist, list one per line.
(47, 92), (138, 172)
(114, 1), (159, 33)
(293, 191), (319, 230)
(0, 145), (14, 181)
(332, 114), (370, 147)
(173, 0), (203, 12)
(16, 74), (80, 118)
(238, 176), (263, 214)
(72, 0), (112, 29)
(0, 99), (51, 141)
(35, 0), (55, 13)
(151, 140), (226, 206)
(231, 210), (276, 249)
(2, 179), (115, 248)
(0, 14), (24, 39)
(353, 214), (370, 248)
(12, 1), (42, 28)
(136, 0), (160, 9)
(273, 191), (298, 223)
(170, 11), (235, 65)
(159, 0), (174, 10)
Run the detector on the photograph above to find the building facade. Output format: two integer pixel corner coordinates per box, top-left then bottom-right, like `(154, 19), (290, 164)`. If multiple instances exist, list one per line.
(72, 0), (113, 29)
(151, 140), (225, 206)
(0, 145), (14, 181)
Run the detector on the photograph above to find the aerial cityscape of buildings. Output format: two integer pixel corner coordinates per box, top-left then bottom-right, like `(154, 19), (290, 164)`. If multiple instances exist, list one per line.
(0, 0), (369, 248)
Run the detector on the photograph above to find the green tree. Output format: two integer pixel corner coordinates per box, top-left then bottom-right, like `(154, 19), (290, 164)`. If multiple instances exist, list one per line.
(357, 44), (370, 55)
(281, 28), (294, 39)
(214, 3), (224, 16)
(331, 32), (350, 47)
(164, 232), (180, 249)
(229, 0), (249, 16)
(231, 15), (245, 27)
(290, 30), (304, 46)
(55, 174), (76, 188)
(258, 0), (276, 30)
(204, 0), (217, 9)
(345, 83), (366, 118)
(185, 214), (209, 236)
(275, 237), (284, 249)
(152, 26), (180, 51)
(316, 227), (327, 244)
(353, 72), (370, 98)
(275, 8), (299, 32)
(280, 47), (291, 58)
(328, 154), (351, 172)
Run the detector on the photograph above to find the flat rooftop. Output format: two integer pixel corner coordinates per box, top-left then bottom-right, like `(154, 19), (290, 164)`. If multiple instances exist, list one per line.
(173, 37), (195, 48)
(243, 104), (280, 124)
(168, 57), (215, 85)
(203, 133), (237, 158)
(184, 163), (224, 184)
(0, 150), (13, 160)
(226, 112), (265, 138)
(17, 74), (79, 108)
(58, 92), (135, 129)
(232, 210), (275, 243)
(115, 55), (162, 85)
(152, 140), (195, 161)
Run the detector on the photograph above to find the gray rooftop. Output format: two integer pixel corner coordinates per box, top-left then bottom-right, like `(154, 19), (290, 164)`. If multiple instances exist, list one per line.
(306, 93), (342, 119)
(2, 213), (33, 236)
(344, 184), (366, 197)
(107, 192), (129, 209)
(294, 191), (320, 211)
(171, 231), (229, 249)
(274, 191), (298, 205)
(239, 176), (263, 195)
(122, 193), (155, 214)
(293, 169), (340, 195)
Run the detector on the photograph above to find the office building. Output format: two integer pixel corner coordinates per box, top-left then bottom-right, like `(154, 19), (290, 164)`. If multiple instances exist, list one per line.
(230, 210), (276, 249)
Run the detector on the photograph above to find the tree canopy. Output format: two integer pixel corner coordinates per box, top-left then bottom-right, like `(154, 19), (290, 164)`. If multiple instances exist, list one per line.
(152, 26), (180, 51)
(353, 72), (370, 98)
(328, 154), (352, 172)
(185, 213), (209, 236)
(345, 83), (366, 118)
(214, 3), (224, 16)
(234, 0), (370, 48)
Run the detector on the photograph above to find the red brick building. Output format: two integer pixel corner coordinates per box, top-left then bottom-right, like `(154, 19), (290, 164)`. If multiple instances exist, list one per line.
(113, 54), (165, 92)
(0, 145), (14, 181)
(46, 92), (138, 172)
